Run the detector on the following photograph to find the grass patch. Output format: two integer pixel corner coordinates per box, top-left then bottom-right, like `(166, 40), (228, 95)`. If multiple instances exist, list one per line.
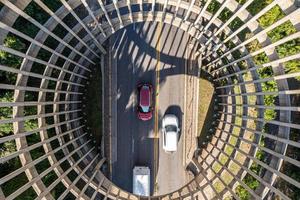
(212, 162), (222, 173)
(213, 179), (225, 193)
(197, 77), (215, 137)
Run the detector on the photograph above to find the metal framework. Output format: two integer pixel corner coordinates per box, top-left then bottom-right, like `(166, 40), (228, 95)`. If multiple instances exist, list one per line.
(0, 0), (299, 199)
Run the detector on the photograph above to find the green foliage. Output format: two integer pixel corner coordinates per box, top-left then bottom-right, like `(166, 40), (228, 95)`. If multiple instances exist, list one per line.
(0, 92), (13, 137)
(51, 182), (66, 199)
(0, 35), (26, 85)
(30, 147), (44, 161)
(207, 0), (221, 15)
(0, 1), (67, 199)
(0, 93), (13, 119)
(267, 21), (296, 43)
(262, 80), (277, 93)
(224, 196), (234, 200)
(24, 106), (38, 131)
(236, 173), (260, 200)
(1, 172), (27, 196)
(26, 133), (40, 146)
(253, 52), (270, 65)
(244, 175), (260, 190)
(261, 79), (277, 120)
(277, 130), (300, 199)
(236, 185), (250, 200)
(24, 1), (50, 25)
(0, 36), (25, 68)
(15, 187), (37, 200)
(258, 5), (285, 28)
(264, 109), (276, 120)
(0, 140), (16, 158)
(42, 0), (63, 12)
(258, 66), (273, 79)
(42, 171), (58, 187)
(13, 17), (39, 38)
(255, 74), (276, 119)
(250, 162), (261, 175)
(225, 41), (235, 49)
(276, 38), (300, 58)
(3, 35), (26, 52)
(236, 0), (247, 4)
(246, 39), (260, 53)
(219, 8), (233, 23)
(284, 60), (300, 81)
(0, 158), (21, 179)
(0, 123), (13, 137)
(229, 17), (244, 32)
(247, 0), (273, 16)
(256, 4), (300, 81)
(1, 171), (36, 199)
(36, 48), (52, 61)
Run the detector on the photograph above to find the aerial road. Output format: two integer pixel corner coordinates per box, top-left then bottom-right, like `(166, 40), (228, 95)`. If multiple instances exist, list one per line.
(107, 21), (196, 195)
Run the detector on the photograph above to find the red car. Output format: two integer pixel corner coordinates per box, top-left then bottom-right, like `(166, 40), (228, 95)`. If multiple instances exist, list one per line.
(137, 83), (153, 121)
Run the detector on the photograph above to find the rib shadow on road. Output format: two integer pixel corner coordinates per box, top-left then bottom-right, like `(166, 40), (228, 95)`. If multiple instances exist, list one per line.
(106, 21), (200, 194)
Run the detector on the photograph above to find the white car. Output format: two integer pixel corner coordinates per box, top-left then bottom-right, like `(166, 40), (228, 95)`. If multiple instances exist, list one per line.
(162, 114), (180, 153)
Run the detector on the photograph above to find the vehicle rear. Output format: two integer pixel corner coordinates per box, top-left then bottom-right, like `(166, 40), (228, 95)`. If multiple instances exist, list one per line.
(132, 166), (150, 196)
(163, 131), (178, 152)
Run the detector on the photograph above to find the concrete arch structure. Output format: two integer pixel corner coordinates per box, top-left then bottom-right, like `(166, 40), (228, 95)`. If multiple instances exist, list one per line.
(0, 0), (299, 199)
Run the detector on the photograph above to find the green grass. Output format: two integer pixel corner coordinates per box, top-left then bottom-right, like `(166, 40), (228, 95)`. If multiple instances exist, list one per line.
(213, 179), (225, 193)
(212, 162), (222, 173)
(197, 77), (215, 138)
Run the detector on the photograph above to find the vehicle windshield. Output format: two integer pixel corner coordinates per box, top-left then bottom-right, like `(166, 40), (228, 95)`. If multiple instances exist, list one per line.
(165, 125), (177, 132)
(138, 105), (150, 113)
(141, 105), (149, 113)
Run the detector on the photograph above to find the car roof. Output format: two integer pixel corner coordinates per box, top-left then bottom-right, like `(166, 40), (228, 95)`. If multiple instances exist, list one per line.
(140, 85), (150, 107)
(165, 132), (177, 151)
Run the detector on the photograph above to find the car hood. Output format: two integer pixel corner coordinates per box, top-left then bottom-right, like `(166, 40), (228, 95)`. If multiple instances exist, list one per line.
(165, 131), (178, 152)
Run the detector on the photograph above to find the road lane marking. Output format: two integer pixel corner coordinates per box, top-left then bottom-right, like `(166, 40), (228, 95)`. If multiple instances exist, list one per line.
(153, 21), (162, 190)
(132, 138), (135, 153)
(182, 36), (188, 167)
(109, 38), (113, 178)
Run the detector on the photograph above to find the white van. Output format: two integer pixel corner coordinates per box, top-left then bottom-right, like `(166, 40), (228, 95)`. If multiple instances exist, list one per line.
(132, 166), (150, 196)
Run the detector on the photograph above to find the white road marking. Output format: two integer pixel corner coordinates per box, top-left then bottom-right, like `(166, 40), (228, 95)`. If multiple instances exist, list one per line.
(132, 138), (135, 153)
(132, 90), (136, 112)
(126, 91), (136, 110)
(182, 37), (188, 167)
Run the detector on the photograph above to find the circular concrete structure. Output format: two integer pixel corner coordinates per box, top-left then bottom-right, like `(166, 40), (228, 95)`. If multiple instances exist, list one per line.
(0, 0), (299, 199)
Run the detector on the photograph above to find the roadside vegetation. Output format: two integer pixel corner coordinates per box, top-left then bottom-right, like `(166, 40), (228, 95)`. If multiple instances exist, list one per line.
(0, 0), (299, 199)
(82, 65), (102, 152)
(204, 0), (300, 199)
(197, 76), (215, 143)
(0, 0), (89, 199)
(0, 25), (39, 200)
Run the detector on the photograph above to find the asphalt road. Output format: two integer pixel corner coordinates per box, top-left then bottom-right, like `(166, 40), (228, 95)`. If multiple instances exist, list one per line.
(109, 22), (191, 195)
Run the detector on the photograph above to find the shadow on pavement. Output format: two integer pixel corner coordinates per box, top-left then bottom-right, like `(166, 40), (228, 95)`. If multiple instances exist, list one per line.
(106, 21), (200, 194)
